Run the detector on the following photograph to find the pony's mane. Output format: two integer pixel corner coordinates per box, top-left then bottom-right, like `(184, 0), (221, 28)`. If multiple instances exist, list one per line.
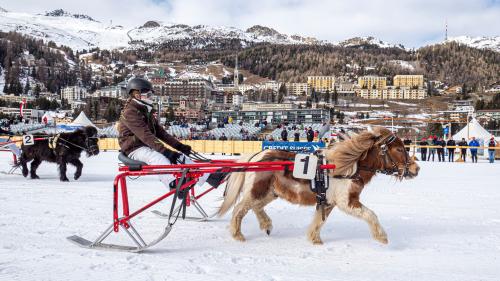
(325, 126), (393, 176)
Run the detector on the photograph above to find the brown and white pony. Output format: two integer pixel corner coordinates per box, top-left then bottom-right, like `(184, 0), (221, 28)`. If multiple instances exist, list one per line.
(218, 126), (420, 245)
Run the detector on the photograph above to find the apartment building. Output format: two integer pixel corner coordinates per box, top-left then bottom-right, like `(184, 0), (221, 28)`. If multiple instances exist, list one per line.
(286, 82), (308, 96)
(307, 76), (335, 93)
(61, 86), (87, 103)
(393, 75), (424, 88)
(358, 76), (387, 89)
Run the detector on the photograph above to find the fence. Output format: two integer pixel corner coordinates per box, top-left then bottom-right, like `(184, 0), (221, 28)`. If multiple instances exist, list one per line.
(2, 136), (500, 155)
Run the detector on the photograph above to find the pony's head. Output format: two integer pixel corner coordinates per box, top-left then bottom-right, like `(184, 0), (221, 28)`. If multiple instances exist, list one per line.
(73, 126), (100, 157)
(371, 127), (419, 179)
(325, 126), (419, 179)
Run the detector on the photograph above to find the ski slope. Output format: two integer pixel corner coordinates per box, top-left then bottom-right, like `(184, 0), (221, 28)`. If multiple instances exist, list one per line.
(0, 151), (499, 281)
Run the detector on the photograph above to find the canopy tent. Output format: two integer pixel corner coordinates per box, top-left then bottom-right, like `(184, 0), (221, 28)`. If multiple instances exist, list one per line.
(452, 118), (492, 141)
(69, 112), (96, 128)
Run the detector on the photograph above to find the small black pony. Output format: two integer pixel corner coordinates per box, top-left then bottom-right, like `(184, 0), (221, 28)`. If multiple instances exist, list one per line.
(18, 126), (100, 181)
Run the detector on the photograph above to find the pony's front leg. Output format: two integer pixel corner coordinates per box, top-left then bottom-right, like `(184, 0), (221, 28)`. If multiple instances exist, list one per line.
(69, 158), (83, 180)
(337, 200), (388, 244)
(58, 158), (69, 182)
(307, 204), (335, 245)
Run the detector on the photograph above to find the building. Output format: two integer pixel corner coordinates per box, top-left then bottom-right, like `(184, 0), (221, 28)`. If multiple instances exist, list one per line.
(93, 85), (123, 99)
(173, 98), (206, 121)
(164, 79), (215, 103)
(212, 108), (329, 125)
(356, 87), (426, 100)
(241, 103), (297, 111)
(476, 109), (500, 123)
(307, 76), (335, 93)
(61, 86), (87, 104)
(0, 94), (36, 104)
(286, 82), (308, 96)
(393, 75), (424, 88)
(0, 107), (45, 121)
(259, 81), (282, 92)
(358, 76), (387, 89)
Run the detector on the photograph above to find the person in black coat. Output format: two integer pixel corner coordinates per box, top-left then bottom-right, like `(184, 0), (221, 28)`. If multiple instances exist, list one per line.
(436, 137), (445, 162)
(446, 139), (456, 162)
(293, 129), (300, 142)
(457, 138), (468, 162)
(306, 127), (314, 142)
(419, 138), (428, 161)
(403, 137), (412, 153)
(281, 128), (288, 141)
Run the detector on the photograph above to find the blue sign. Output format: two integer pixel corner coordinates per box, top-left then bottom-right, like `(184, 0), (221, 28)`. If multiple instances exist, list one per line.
(443, 127), (449, 135)
(262, 141), (325, 153)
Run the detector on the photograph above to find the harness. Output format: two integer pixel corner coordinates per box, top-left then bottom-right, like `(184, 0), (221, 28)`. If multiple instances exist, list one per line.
(46, 134), (99, 153)
(334, 134), (411, 183)
(309, 151), (330, 220)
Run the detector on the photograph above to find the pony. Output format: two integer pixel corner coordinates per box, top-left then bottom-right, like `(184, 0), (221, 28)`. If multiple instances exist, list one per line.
(18, 126), (100, 181)
(218, 126), (420, 245)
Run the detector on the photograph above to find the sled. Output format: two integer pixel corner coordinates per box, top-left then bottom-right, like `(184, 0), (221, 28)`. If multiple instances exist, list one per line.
(67, 153), (335, 252)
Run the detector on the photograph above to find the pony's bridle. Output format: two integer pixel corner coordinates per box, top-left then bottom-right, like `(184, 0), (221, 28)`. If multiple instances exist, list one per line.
(377, 134), (411, 178)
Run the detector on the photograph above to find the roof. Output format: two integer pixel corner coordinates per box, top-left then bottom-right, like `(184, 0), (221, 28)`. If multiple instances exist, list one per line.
(452, 118), (493, 140)
(70, 112), (96, 127)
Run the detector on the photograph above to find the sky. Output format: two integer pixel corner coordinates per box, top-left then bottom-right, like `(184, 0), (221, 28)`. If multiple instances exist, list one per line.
(1, 0), (499, 48)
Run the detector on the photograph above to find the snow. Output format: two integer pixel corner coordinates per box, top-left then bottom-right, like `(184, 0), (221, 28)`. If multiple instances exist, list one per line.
(0, 9), (323, 51)
(447, 36), (500, 52)
(388, 60), (415, 71)
(1, 151), (500, 280)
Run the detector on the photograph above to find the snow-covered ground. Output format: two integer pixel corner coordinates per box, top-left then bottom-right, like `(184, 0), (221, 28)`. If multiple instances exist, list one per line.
(1, 152), (500, 281)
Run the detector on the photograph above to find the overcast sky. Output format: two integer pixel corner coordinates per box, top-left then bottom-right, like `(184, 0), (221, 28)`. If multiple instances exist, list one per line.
(1, 0), (499, 48)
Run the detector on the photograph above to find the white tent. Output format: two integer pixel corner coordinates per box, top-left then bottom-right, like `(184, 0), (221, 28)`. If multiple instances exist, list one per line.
(452, 118), (492, 141)
(69, 112), (96, 127)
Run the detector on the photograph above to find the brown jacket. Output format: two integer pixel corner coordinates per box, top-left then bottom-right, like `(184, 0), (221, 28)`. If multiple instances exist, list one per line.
(118, 99), (182, 155)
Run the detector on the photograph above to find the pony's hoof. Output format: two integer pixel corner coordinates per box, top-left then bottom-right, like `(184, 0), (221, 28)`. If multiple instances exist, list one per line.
(30, 175), (40, 179)
(22, 171), (28, 177)
(312, 239), (324, 245)
(376, 236), (389, 244)
(74, 174), (81, 180)
(266, 229), (271, 236)
(61, 178), (69, 182)
(232, 233), (246, 242)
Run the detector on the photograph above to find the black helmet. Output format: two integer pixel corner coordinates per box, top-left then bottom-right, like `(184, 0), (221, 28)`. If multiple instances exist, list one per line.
(126, 77), (153, 95)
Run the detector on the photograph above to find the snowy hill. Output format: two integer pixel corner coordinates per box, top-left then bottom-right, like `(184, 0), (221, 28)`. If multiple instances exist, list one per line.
(339, 36), (405, 49)
(446, 36), (500, 52)
(0, 9), (324, 51)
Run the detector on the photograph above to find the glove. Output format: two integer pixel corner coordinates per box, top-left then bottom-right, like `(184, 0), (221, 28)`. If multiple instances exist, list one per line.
(178, 144), (192, 155)
(164, 150), (182, 164)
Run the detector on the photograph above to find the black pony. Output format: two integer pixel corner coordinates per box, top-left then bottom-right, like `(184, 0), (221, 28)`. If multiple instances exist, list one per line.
(18, 126), (100, 181)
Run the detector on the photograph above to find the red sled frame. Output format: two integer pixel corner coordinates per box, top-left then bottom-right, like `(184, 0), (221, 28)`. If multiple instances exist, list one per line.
(67, 160), (336, 252)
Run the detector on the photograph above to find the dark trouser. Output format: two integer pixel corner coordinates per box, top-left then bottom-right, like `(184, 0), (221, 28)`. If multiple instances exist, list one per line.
(428, 149), (435, 161)
(437, 149), (444, 162)
(461, 149), (466, 161)
(448, 149), (455, 162)
(471, 150), (478, 163)
(421, 150), (427, 161)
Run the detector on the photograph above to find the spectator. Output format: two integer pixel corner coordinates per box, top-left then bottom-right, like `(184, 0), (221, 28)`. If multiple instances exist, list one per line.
(446, 138), (456, 162)
(314, 130), (319, 140)
(219, 133), (228, 141)
(458, 138), (468, 162)
(281, 128), (288, 141)
(306, 127), (314, 142)
(469, 137), (480, 163)
(437, 137), (445, 162)
(427, 136), (436, 161)
(403, 137), (412, 153)
(487, 137), (497, 163)
(419, 138), (427, 161)
(293, 129), (300, 142)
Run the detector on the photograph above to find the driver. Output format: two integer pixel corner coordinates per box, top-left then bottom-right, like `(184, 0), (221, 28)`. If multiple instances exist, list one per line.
(118, 77), (210, 188)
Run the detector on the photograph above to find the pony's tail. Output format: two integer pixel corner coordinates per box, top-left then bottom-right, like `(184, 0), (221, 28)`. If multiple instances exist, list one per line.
(217, 152), (264, 216)
(217, 170), (246, 216)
